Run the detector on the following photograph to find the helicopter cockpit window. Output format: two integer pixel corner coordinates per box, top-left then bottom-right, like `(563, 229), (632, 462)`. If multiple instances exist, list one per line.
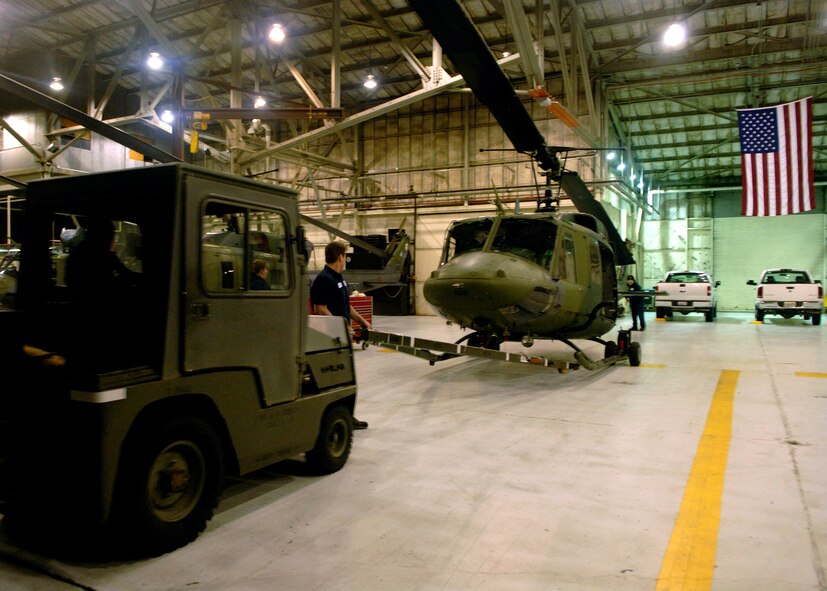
(444, 220), (494, 262)
(491, 219), (557, 268)
(201, 202), (291, 294)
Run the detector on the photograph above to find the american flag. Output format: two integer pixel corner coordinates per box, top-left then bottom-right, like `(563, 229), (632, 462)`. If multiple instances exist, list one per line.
(737, 97), (814, 216)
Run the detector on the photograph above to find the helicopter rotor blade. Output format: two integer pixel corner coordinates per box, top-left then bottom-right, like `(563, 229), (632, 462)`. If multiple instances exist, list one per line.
(408, 0), (635, 266)
(407, 0), (546, 161)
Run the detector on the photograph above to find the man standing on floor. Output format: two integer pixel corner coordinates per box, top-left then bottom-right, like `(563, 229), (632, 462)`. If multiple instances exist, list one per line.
(310, 240), (372, 430)
(625, 275), (647, 331)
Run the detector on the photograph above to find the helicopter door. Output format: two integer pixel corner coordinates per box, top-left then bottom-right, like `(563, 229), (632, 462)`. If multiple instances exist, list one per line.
(557, 233), (577, 282)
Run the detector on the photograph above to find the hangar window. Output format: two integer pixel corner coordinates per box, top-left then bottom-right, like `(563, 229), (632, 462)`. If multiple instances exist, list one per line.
(201, 202), (290, 294)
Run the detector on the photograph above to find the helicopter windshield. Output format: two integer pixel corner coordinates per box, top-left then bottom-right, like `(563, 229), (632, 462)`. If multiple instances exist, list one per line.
(443, 218), (557, 269)
(491, 218), (557, 268)
(443, 220), (494, 262)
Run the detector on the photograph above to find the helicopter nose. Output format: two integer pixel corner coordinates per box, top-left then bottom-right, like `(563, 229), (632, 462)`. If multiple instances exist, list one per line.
(424, 252), (553, 312)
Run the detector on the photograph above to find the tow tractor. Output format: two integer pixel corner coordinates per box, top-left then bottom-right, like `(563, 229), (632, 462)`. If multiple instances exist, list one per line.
(0, 164), (359, 556)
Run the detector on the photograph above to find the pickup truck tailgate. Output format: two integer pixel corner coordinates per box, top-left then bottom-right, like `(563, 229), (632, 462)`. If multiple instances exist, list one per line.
(656, 283), (711, 303)
(760, 284), (820, 303)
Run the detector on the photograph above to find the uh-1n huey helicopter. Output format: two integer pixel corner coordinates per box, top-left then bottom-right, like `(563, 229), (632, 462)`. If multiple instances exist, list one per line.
(364, 0), (642, 369)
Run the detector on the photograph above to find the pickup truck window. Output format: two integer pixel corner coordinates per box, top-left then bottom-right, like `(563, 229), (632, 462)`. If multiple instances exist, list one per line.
(666, 273), (709, 283)
(763, 271), (810, 284)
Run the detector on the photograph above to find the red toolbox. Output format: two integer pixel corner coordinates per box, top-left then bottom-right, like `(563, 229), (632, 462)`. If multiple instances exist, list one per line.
(350, 295), (373, 340)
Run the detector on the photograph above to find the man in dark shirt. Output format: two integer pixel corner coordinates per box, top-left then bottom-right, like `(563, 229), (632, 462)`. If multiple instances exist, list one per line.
(310, 241), (371, 430)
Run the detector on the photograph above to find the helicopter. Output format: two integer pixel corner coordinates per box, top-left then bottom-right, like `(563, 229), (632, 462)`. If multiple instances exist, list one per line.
(409, 0), (639, 362)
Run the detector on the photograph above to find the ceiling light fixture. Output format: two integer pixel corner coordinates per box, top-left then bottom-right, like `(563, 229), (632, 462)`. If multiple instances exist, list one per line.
(254, 96), (266, 108)
(363, 74), (377, 89)
(147, 51), (164, 70)
(616, 160), (626, 172)
(269, 23), (286, 43)
(606, 151), (616, 160)
(663, 23), (686, 47)
(49, 77), (64, 91)
(160, 109), (174, 124)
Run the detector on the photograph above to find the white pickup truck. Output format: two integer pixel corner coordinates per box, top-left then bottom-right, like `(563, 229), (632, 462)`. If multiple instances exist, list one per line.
(655, 270), (720, 322)
(746, 268), (823, 325)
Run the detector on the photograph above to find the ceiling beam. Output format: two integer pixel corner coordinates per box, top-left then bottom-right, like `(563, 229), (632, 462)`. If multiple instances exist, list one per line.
(238, 53), (523, 167)
(597, 34), (827, 75)
(0, 73), (179, 163)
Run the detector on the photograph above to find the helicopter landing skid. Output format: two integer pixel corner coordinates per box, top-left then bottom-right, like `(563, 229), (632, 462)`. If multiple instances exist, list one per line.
(567, 329), (642, 369)
(361, 329), (641, 371)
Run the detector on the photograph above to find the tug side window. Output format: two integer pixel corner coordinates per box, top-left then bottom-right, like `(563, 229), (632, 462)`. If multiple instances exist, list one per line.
(201, 202), (290, 294)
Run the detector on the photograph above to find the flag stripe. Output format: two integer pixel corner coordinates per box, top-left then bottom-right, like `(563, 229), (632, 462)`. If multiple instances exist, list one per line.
(737, 97), (814, 217)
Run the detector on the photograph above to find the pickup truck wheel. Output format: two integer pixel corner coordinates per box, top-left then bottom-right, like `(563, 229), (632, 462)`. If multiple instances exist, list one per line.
(755, 308), (765, 322)
(306, 404), (353, 475)
(628, 342), (642, 367)
(115, 417), (223, 556)
(705, 309), (714, 322)
(813, 313), (822, 326)
(655, 307), (665, 319)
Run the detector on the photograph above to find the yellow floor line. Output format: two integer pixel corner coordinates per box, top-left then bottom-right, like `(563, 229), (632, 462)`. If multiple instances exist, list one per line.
(795, 372), (827, 379)
(656, 369), (739, 591)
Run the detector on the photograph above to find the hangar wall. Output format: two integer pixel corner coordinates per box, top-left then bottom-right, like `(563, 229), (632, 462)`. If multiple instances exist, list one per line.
(714, 214), (826, 311)
(642, 188), (826, 311)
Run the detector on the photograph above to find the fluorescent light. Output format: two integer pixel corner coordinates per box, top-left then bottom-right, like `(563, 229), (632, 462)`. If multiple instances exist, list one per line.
(269, 23), (286, 43)
(363, 74), (377, 89)
(147, 52), (164, 70)
(663, 23), (686, 47)
(49, 77), (64, 91)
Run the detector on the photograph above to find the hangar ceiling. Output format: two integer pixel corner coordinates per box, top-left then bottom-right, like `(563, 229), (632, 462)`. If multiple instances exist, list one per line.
(1, 0), (826, 192)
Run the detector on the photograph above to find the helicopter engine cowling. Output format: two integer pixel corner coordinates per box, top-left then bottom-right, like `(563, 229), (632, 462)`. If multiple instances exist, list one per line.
(424, 251), (573, 336)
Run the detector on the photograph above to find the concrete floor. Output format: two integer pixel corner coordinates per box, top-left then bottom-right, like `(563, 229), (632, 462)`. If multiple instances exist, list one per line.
(1, 312), (826, 590)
